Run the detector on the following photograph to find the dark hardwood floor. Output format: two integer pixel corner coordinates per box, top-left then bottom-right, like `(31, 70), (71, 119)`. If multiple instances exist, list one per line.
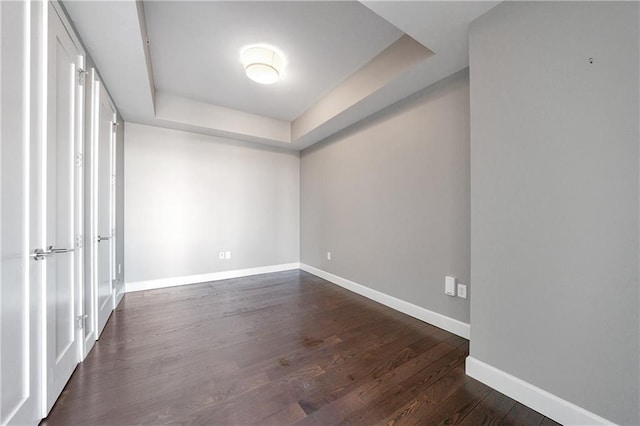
(42, 270), (559, 425)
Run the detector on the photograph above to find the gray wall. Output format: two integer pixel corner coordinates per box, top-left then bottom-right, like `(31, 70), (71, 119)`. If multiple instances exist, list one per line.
(301, 70), (470, 324)
(469, 2), (639, 424)
(124, 123), (300, 283)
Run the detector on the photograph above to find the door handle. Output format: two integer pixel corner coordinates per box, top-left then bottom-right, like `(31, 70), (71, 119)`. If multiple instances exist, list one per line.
(31, 246), (54, 260)
(97, 235), (112, 242)
(51, 247), (74, 254)
(31, 245), (74, 260)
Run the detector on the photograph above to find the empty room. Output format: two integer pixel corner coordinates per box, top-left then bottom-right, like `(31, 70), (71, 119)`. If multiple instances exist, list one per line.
(1, 1), (639, 425)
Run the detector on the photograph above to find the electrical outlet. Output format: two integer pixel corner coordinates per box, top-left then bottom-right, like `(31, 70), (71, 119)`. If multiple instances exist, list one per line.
(327, 252), (331, 260)
(219, 252), (225, 260)
(457, 283), (467, 299)
(225, 251), (231, 260)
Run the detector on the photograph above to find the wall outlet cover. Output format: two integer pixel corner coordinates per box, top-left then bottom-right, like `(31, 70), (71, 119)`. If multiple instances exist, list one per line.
(457, 283), (467, 299)
(219, 252), (225, 260)
(327, 252), (331, 260)
(225, 251), (231, 260)
(445, 276), (456, 296)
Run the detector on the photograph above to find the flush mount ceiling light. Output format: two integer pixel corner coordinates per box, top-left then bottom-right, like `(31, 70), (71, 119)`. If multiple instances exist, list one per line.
(241, 45), (285, 85)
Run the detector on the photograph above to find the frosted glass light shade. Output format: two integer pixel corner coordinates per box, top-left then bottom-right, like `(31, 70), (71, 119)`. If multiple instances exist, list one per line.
(241, 46), (284, 84)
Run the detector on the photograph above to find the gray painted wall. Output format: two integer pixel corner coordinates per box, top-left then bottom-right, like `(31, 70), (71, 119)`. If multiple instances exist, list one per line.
(300, 70), (470, 324)
(124, 123), (300, 283)
(468, 2), (639, 424)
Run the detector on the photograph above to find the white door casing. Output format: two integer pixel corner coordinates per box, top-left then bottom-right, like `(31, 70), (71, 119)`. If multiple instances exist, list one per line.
(45, 3), (85, 413)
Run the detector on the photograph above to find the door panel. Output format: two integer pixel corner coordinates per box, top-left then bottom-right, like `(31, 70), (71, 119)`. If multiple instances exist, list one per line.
(82, 68), (98, 356)
(95, 82), (116, 337)
(113, 122), (124, 307)
(46, 5), (83, 413)
(0, 1), (43, 424)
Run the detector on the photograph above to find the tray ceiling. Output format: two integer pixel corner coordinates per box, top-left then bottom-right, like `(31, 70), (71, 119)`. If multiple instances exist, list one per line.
(63, 0), (500, 150)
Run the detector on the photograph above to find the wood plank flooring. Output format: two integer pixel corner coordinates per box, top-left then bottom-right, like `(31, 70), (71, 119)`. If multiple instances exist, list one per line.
(42, 270), (559, 425)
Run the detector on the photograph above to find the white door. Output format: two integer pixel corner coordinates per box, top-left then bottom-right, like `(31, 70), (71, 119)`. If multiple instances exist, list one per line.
(94, 81), (116, 337)
(112, 125), (124, 308)
(82, 69), (99, 358)
(45, 4), (84, 413)
(1, 1), (44, 424)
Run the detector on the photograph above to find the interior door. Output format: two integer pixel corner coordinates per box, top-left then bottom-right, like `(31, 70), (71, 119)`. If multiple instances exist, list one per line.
(1, 1), (44, 424)
(45, 4), (84, 412)
(112, 124), (125, 307)
(82, 68), (98, 357)
(95, 81), (116, 337)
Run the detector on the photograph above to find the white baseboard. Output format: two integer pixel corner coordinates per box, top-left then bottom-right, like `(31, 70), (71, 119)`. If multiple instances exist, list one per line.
(465, 357), (615, 426)
(299, 263), (470, 339)
(125, 263), (301, 293)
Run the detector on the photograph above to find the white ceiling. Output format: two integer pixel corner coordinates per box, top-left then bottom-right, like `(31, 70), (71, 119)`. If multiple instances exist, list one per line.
(63, 0), (501, 150)
(145, 1), (403, 122)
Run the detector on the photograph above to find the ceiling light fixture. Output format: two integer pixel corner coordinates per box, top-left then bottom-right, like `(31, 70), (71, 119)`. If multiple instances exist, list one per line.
(241, 45), (285, 85)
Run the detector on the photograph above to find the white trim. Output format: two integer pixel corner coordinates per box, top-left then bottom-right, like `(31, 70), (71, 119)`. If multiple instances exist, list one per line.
(89, 72), (99, 338)
(299, 263), (470, 339)
(125, 263), (301, 293)
(38, 0), (49, 417)
(50, 1), (85, 58)
(465, 357), (616, 426)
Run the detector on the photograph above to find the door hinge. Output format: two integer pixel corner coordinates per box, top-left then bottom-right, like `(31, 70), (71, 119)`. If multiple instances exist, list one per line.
(76, 314), (88, 329)
(75, 152), (83, 168)
(77, 68), (88, 86)
(75, 234), (83, 249)
(112, 278), (119, 290)
(112, 121), (119, 133)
